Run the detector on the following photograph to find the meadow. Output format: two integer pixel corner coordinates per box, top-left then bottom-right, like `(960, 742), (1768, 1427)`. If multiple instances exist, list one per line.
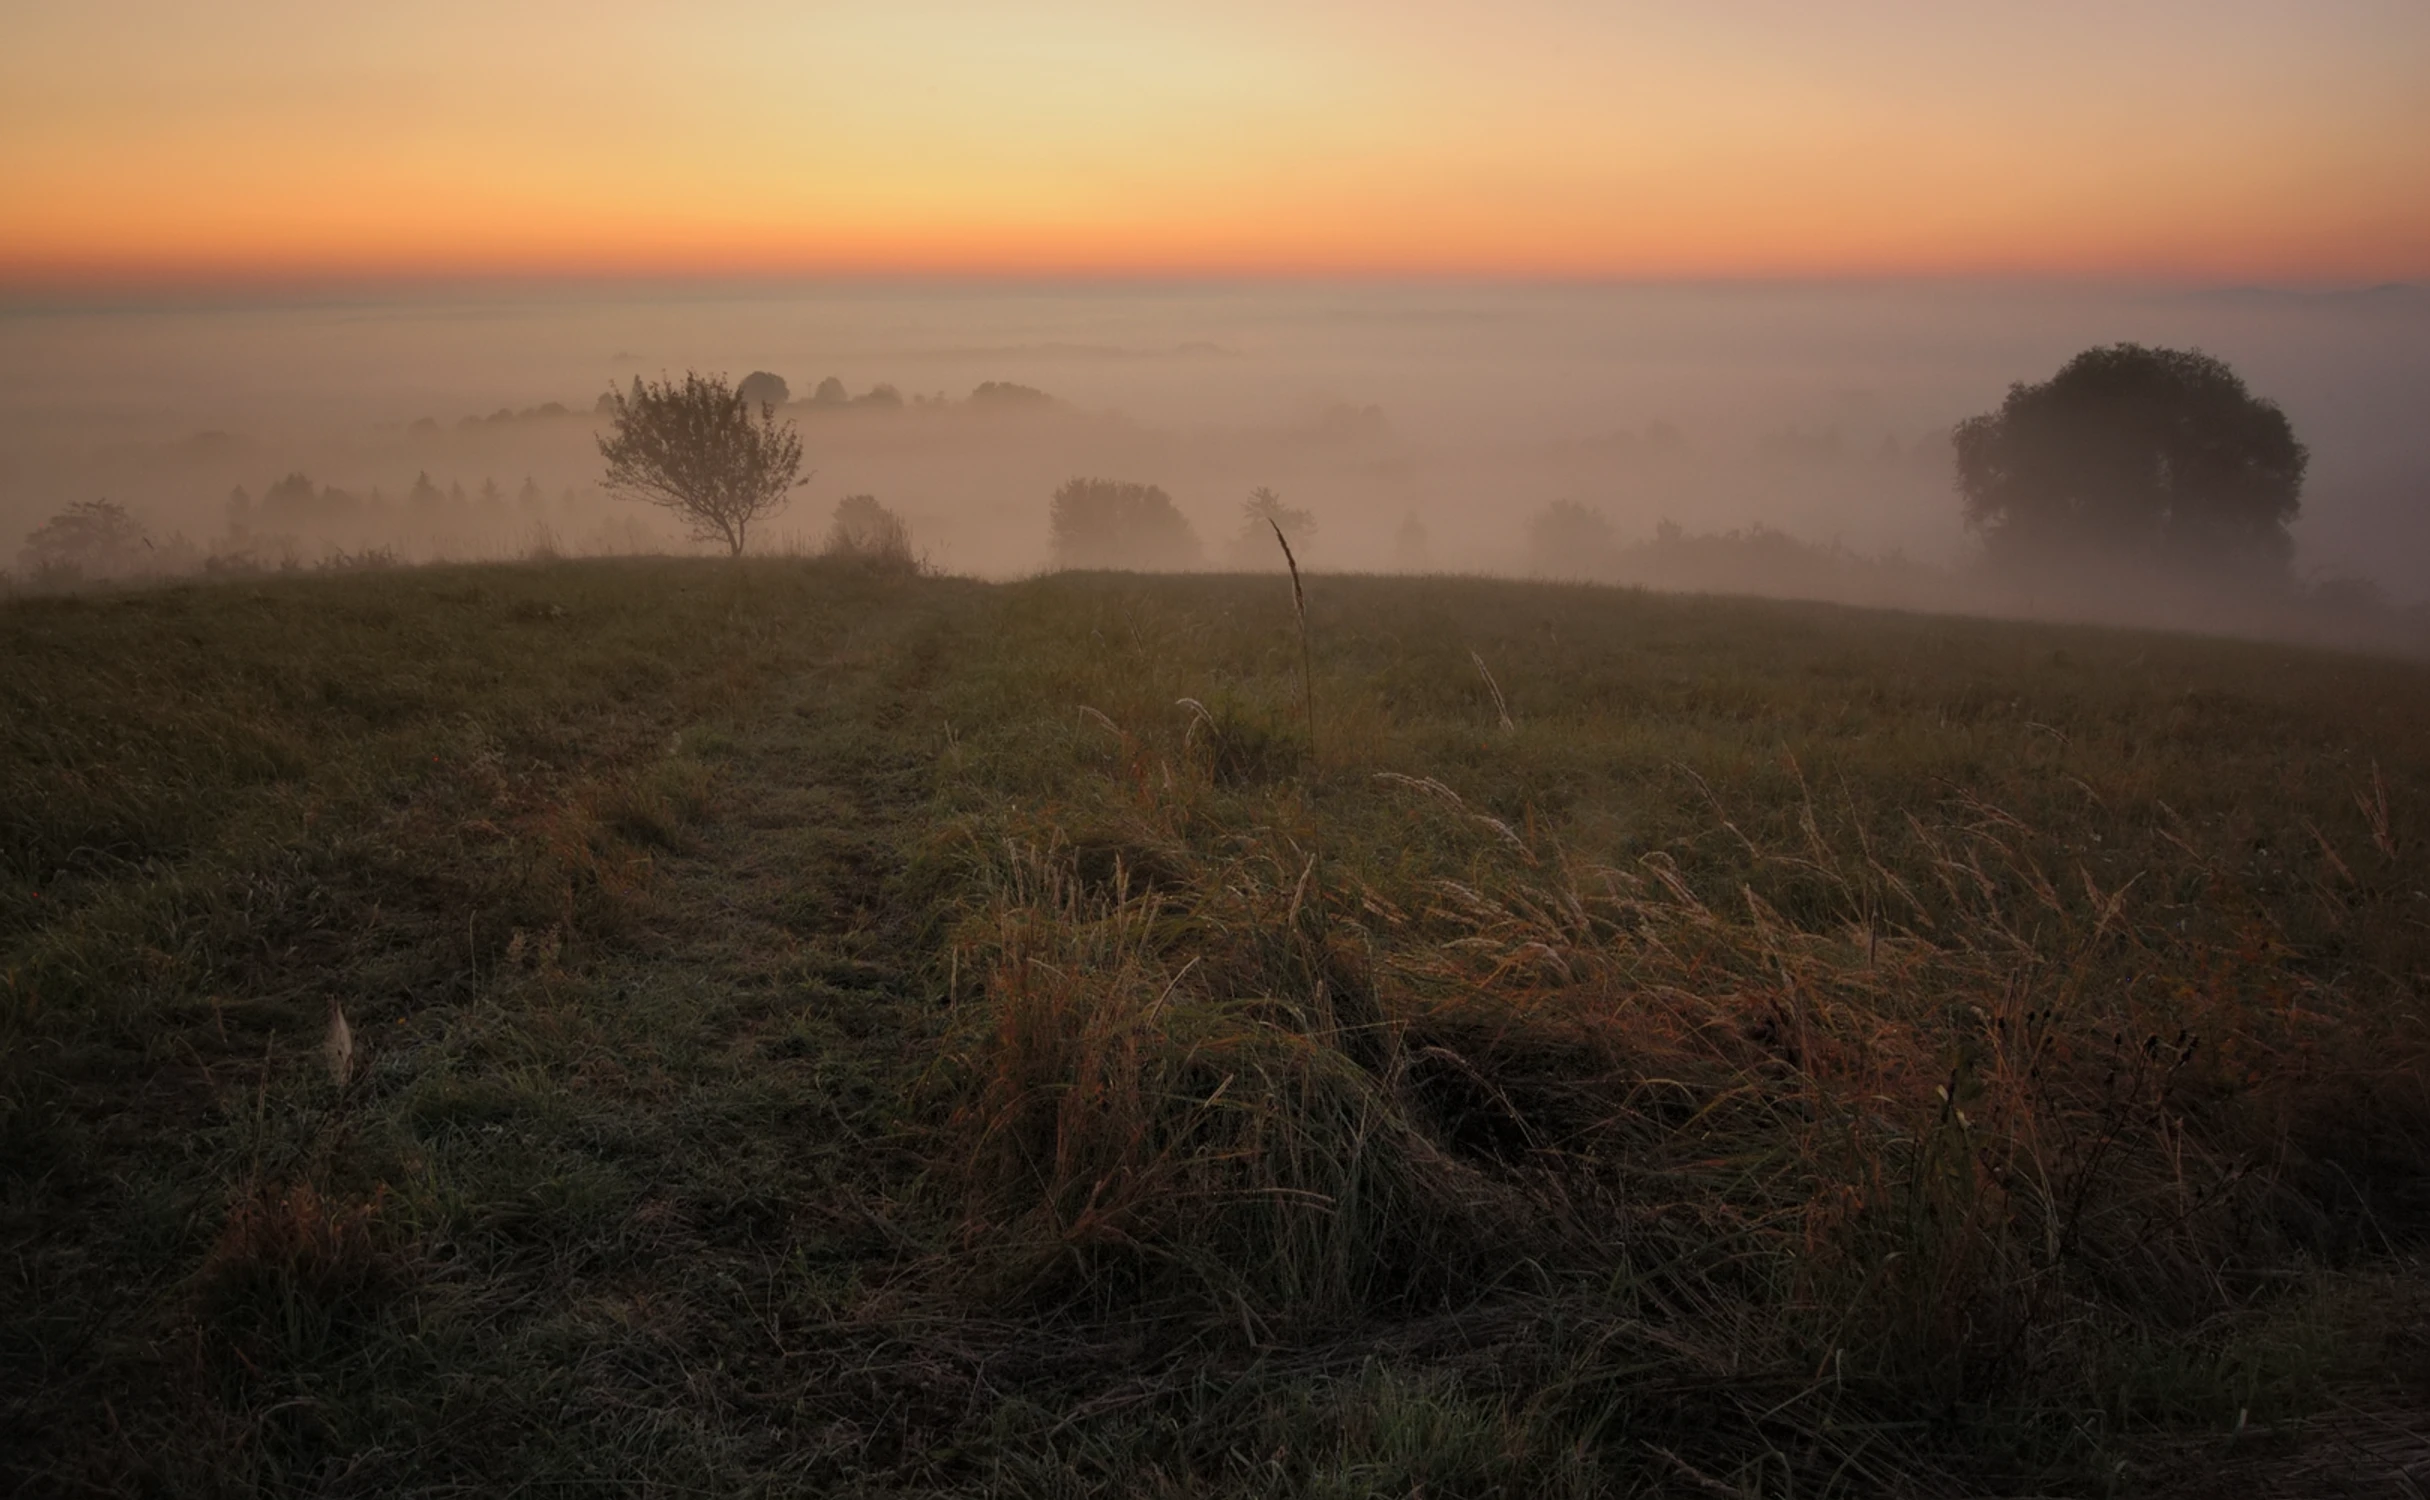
(4, 558), (2427, 1496)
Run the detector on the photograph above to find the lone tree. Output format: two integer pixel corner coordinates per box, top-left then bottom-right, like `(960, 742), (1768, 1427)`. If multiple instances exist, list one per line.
(1049, 478), (1200, 570)
(1955, 344), (2306, 575)
(598, 372), (805, 555)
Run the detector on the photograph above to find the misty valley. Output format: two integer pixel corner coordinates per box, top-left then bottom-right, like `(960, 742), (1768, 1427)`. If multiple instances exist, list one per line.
(6, 282), (2428, 637)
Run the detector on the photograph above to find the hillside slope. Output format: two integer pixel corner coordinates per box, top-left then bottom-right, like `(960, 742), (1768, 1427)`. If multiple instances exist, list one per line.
(5, 561), (2426, 1495)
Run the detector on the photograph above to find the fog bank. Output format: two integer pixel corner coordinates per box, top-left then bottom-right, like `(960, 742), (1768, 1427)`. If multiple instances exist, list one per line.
(4, 280), (2425, 624)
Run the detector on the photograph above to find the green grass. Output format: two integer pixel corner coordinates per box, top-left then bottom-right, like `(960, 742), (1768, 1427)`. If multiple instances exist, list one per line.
(5, 560), (2427, 1496)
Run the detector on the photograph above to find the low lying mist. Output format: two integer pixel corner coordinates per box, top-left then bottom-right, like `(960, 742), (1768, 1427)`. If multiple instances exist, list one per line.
(4, 280), (2426, 648)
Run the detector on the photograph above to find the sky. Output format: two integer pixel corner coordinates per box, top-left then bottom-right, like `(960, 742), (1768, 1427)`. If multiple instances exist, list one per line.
(4, 0), (2428, 286)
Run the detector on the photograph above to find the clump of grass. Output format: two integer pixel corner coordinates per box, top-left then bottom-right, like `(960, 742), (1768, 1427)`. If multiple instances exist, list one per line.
(1180, 694), (1308, 787)
(316, 544), (401, 573)
(939, 836), (1504, 1318)
(192, 1180), (401, 1359)
(587, 758), (712, 851)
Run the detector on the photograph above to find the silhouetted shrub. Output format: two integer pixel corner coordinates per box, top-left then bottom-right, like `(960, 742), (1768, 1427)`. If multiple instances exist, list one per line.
(1524, 500), (1618, 577)
(1049, 478), (1201, 571)
(18, 498), (149, 582)
(823, 494), (916, 572)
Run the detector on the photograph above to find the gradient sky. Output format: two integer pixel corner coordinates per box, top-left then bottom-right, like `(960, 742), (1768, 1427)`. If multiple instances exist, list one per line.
(4, 0), (2427, 285)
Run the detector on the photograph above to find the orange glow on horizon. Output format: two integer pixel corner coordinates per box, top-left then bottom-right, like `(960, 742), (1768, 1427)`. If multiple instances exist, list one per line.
(5, 2), (2427, 289)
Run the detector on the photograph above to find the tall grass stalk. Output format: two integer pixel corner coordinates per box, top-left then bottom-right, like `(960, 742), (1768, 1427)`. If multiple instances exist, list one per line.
(1270, 518), (1315, 766)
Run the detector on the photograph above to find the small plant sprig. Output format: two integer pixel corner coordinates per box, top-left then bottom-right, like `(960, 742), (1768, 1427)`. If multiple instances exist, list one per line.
(1267, 517), (1314, 767)
(1470, 649), (1515, 733)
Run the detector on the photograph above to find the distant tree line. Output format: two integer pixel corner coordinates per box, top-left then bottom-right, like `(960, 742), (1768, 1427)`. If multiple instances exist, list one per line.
(217, 471), (582, 536)
(687, 373), (1061, 413)
(7, 344), (2334, 614)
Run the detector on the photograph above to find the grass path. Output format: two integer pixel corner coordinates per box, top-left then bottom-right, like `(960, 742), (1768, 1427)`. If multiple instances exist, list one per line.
(473, 583), (963, 1485)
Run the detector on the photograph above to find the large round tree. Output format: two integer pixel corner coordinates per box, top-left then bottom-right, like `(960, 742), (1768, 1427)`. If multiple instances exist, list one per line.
(1954, 344), (2306, 575)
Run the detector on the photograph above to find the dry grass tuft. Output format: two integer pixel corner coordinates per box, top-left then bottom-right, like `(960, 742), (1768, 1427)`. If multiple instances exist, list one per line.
(939, 838), (1505, 1318)
(193, 1180), (400, 1348)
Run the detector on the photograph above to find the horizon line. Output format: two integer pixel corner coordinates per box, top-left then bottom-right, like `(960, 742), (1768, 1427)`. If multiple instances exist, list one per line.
(5, 265), (2421, 314)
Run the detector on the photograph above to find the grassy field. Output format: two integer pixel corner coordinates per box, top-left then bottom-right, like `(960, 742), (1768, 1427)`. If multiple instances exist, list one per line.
(5, 558), (2428, 1496)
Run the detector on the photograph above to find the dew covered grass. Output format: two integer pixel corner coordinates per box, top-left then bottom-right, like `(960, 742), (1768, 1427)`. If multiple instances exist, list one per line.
(5, 560), (2427, 1495)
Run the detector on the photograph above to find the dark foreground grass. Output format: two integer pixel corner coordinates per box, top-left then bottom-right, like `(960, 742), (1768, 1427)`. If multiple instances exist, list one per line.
(4, 560), (2427, 1495)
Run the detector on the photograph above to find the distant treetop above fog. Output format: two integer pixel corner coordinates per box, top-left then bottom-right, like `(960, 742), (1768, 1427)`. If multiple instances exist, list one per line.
(737, 371), (790, 409)
(970, 381), (1053, 407)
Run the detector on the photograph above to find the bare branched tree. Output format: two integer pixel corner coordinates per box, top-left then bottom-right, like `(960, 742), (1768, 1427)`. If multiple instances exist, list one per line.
(1228, 485), (1316, 567)
(597, 372), (805, 556)
(1241, 485), (1315, 545)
